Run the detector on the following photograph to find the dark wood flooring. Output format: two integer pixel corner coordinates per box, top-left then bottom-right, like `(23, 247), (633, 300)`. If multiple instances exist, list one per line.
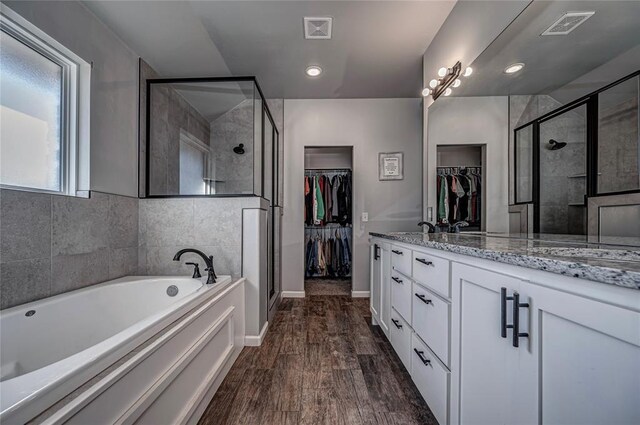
(198, 296), (437, 425)
(305, 279), (351, 296)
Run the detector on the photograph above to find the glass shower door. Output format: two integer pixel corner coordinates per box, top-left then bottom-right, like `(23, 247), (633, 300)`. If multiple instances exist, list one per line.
(538, 104), (587, 235)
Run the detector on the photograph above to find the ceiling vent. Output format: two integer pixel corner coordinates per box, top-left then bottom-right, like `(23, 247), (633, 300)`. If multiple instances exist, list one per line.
(541, 12), (595, 36)
(304, 17), (332, 40)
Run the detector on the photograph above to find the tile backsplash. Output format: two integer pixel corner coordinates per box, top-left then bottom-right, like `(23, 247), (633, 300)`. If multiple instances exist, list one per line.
(0, 189), (139, 309)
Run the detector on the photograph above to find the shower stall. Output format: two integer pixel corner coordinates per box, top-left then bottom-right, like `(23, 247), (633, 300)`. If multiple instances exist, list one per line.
(512, 71), (639, 241)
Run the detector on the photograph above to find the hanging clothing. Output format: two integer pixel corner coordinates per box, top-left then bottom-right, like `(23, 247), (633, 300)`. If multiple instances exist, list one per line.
(305, 226), (352, 278)
(436, 167), (481, 226)
(304, 170), (352, 227)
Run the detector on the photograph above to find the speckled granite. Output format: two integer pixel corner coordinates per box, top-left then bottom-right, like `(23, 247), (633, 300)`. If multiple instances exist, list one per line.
(370, 232), (640, 290)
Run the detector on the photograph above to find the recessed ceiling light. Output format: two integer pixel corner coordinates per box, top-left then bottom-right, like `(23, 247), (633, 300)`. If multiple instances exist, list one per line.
(504, 63), (525, 74)
(306, 66), (322, 77)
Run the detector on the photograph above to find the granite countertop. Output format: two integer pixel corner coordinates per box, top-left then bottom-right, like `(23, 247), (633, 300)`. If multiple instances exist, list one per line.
(370, 232), (640, 290)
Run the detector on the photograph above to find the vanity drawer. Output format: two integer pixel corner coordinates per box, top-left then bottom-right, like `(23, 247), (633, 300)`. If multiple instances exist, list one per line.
(411, 333), (449, 425)
(390, 308), (412, 371)
(412, 249), (450, 298)
(391, 245), (412, 277)
(391, 271), (412, 325)
(412, 282), (450, 366)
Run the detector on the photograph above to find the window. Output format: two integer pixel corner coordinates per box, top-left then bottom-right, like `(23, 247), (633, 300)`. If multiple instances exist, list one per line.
(0, 5), (90, 196)
(179, 130), (210, 195)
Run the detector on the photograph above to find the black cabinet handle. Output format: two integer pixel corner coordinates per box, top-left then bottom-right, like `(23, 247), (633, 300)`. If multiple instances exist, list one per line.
(374, 244), (380, 260)
(413, 349), (431, 366)
(392, 250), (403, 255)
(391, 319), (402, 329)
(415, 293), (433, 305)
(391, 276), (403, 284)
(415, 258), (433, 266)
(500, 287), (513, 338)
(512, 292), (530, 347)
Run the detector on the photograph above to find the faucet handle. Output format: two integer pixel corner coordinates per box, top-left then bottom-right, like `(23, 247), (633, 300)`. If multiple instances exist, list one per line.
(185, 262), (202, 279)
(205, 255), (217, 280)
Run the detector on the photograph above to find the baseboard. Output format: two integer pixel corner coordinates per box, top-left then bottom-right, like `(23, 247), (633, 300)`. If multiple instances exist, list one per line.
(351, 291), (370, 298)
(244, 320), (269, 346)
(281, 290), (306, 298)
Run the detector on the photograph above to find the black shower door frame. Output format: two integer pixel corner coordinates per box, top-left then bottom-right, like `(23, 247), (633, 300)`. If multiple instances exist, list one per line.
(513, 70), (640, 233)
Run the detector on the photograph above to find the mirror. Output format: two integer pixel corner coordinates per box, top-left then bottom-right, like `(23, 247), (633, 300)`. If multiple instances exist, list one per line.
(455, 1), (640, 241)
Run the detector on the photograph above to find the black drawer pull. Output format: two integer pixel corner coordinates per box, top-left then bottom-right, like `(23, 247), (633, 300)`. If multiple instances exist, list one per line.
(512, 292), (530, 348)
(391, 276), (403, 284)
(391, 319), (402, 329)
(415, 293), (432, 304)
(391, 250), (403, 255)
(500, 287), (513, 338)
(415, 258), (433, 266)
(413, 349), (431, 366)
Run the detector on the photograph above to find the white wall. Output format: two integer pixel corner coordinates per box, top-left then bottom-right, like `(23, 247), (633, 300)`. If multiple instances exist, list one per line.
(283, 99), (423, 293)
(426, 97), (509, 232)
(6, 1), (139, 197)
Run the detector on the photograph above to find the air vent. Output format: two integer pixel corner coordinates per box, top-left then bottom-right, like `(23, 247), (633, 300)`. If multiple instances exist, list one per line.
(541, 12), (595, 36)
(304, 17), (332, 40)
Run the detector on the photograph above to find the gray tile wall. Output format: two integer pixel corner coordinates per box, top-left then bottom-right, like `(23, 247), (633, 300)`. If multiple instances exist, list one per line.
(0, 189), (139, 310)
(147, 80), (211, 196)
(210, 100), (255, 194)
(138, 196), (263, 279)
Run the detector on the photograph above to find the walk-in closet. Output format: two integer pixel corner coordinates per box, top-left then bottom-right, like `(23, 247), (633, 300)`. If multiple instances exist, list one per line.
(304, 147), (353, 295)
(436, 145), (485, 231)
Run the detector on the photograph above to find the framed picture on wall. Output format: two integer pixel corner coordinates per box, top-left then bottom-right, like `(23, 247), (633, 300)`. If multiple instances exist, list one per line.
(378, 152), (404, 180)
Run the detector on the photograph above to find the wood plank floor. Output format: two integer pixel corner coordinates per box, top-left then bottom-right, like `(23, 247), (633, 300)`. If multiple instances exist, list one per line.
(198, 296), (437, 425)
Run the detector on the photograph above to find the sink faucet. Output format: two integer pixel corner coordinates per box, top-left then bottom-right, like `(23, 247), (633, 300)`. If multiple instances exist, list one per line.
(450, 221), (469, 233)
(418, 221), (436, 233)
(173, 249), (217, 285)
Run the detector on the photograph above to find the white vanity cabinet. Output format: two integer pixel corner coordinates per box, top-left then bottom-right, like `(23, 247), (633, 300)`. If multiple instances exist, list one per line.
(526, 281), (640, 425)
(369, 237), (640, 425)
(370, 238), (391, 337)
(451, 263), (537, 425)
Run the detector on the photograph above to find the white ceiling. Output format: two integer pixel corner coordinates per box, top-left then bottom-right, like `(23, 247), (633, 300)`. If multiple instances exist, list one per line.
(83, 1), (456, 99)
(454, 0), (640, 97)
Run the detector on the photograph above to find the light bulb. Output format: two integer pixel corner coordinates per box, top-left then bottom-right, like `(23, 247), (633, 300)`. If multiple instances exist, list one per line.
(305, 66), (322, 77)
(452, 79), (461, 88)
(421, 88), (431, 97)
(463, 67), (473, 77)
(429, 79), (438, 89)
(504, 63), (525, 74)
(438, 67), (448, 77)
(444, 88), (452, 96)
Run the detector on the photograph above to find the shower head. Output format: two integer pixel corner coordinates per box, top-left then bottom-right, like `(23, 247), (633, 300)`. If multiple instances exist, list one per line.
(548, 139), (567, 150)
(233, 143), (245, 155)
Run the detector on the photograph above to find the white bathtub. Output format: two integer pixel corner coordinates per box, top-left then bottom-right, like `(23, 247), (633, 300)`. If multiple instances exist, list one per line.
(0, 275), (233, 424)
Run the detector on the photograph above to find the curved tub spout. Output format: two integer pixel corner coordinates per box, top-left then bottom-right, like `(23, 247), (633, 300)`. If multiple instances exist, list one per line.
(173, 249), (217, 284)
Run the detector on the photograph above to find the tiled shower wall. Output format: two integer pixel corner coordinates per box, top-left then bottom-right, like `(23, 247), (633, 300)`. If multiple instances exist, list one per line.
(0, 189), (138, 309)
(138, 196), (263, 279)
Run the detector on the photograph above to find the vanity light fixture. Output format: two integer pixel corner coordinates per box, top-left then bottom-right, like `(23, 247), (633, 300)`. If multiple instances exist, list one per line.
(305, 65), (322, 77)
(421, 61), (472, 100)
(504, 63), (525, 74)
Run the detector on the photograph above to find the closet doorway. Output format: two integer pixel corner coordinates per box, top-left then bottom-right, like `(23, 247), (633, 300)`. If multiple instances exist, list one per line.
(436, 145), (485, 231)
(304, 147), (353, 296)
